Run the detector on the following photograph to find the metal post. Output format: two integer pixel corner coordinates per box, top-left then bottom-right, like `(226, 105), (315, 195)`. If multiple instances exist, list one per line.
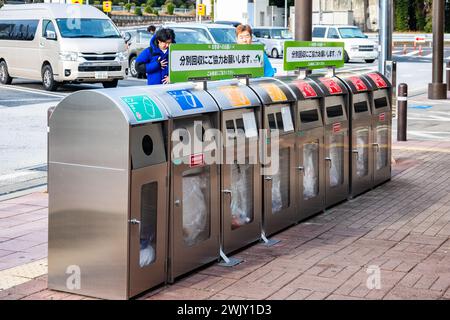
(447, 61), (450, 91)
(397, 84), (408, 142)
(295, 0), (312, 41)
(284, 0), (288, 28)
(378, 0), (393, 74)
(428, 0), (447, 99)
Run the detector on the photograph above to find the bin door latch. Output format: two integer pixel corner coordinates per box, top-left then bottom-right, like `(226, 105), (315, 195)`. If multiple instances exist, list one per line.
(352, 150), (359, 155)
(372, 143), (380, 152)
(129, 219), (141, 225)
(296, 166), (305, 175)
(222, 189), (232, 195)
(265, 177), (273, 181)
(174, 200), (181, 207)
(325, 157), (332, 168)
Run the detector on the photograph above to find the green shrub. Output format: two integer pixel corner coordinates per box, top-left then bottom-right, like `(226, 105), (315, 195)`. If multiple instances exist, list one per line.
(166, 2), (175, 15)
(134, 7), (143, 16)
(94, 1), (100, 5)
(124, 3), (132, 12)
(144, 5), (153, 14)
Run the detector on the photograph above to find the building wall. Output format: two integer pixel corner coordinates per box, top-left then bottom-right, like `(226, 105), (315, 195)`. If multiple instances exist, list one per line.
(214, 0), (249, 24)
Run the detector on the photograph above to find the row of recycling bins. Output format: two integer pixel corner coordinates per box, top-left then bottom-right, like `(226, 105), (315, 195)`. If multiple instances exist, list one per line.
(48, 71), (392, 299)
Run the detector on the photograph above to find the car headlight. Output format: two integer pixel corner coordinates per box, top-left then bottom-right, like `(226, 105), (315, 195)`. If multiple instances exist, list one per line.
(59, 51), (79, 61)
(117, 51), (128, 62)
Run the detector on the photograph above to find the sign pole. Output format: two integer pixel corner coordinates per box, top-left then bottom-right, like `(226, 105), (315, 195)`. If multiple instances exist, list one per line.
(378, 0), (393, 75)
(294, 0), (312, 41)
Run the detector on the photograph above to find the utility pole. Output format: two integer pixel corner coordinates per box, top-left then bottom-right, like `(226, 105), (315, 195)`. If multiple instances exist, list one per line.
(294, 0), (312, 41)
(378, 0), (393, 75)
(284, 0), (288, 28)
(428, 0), (447, 99)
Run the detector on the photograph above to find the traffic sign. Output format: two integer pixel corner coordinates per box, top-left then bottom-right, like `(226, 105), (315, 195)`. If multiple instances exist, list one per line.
(71, 0), (83, 4)
(103, 1), (112, 13)
(197, 4), (206, 16)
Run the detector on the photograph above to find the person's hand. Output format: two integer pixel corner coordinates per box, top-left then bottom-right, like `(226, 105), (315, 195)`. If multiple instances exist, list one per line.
(162, 75), (170, 84)
(159, 59), (168, 69)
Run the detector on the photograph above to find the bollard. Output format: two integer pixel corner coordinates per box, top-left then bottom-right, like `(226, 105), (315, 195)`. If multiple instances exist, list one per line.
(397, 83), (408, 141)
(447, 61), (450, 91)
(419, 45), (423, 56)
(403, 44), (407, 55)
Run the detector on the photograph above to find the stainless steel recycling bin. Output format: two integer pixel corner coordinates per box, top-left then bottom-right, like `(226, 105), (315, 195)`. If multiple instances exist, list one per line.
(205, 79), (263, 257)
(48, 87), (171, 300)
(308, 75), (350, 208)
(154, 83), (221, 283)
(337, 73), (376, 198)
(278, 76), (327, 221)
(248, 78), (299, 236)
(361, 72), (393, 187)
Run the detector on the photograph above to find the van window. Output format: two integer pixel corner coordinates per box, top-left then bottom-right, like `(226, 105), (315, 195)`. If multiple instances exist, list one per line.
(260, 29), (270, 39)
(209, 28), (236, 44)
(56, 19), (121, 38)
(327, 28), (340, 39)
(0, 20), (39, 41)
(42, 20), (56, 39)
(312, 27), (326, 38)
(253, 29), (261, 37)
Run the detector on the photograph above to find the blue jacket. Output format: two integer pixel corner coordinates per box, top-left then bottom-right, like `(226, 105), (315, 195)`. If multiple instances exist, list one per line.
(135, 35), (169, 85)
(263, 52), (276, 77)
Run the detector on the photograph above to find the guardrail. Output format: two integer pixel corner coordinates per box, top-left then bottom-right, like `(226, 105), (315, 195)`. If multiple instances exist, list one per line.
(112, 14), (197, 27)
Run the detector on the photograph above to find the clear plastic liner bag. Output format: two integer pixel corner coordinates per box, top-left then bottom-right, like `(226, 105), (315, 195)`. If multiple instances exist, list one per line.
(330, 134), (344, 187)
(272, 148), (290, 214)
(182, 172), (209, 246)
(303, 142), (319, 200)
(139, 182), (157, 267)
(356, 131), (369, 177)
(230, 163), (253, 229)
(376, 127), (388, 170)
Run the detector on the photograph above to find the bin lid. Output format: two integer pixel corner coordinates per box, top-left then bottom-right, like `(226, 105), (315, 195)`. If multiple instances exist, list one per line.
(149, 83), (219, 118)
(309, 75), (349, 97)
(248, 77), (296, 105)
(336, 72), (376, 94)
(277, 76), (325, 100)
(206, 79), (261, 110)
(360, 72), (391, 91)
(60, 87), (171, 126)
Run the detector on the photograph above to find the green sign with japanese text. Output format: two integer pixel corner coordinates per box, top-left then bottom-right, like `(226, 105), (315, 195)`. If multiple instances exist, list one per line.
(169, 44), (265, 83)
(283, 41), (345, 71)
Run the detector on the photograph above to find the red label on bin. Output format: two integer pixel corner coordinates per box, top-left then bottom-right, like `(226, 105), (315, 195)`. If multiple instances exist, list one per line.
(294, 80), (318, 98)
(368, 73), (388, 88)
(379, 113), (386, 122)
(348, 76), (368, 92)
(189, 153), (204, 168)
(319, 78), (343, 95)
(333, 122), (341, 133)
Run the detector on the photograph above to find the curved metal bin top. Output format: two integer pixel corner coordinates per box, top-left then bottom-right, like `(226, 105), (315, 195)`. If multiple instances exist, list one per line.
(308, 74), (349, 97)
(248, 77), (297, 105)
(276, 76), (325, 101)
(336, 72), (376, 94)
(205, 79), (261, 111)
(147, 82), (219, 118)
(359, 72), (392, 91)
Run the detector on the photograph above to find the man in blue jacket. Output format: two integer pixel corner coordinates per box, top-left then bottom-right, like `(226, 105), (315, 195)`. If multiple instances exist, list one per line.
(135, 28), (176, 85)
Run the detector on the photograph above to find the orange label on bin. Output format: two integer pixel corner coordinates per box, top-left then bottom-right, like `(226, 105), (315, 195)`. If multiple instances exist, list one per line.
(219, 86), (251, 107)
(259, 83), (287, 102)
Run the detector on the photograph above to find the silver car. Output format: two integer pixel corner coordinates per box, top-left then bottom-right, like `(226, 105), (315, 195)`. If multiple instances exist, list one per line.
(252, 27), (293, 58)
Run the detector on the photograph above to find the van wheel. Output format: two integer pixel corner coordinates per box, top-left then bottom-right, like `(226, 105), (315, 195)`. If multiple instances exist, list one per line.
(102, 79), (118, 88)
(42, 65), (59, 91)
(271, 48), (279, 58)
(0, 61), (13, 85)
(344, 51), (350, 63)
(129, 56), (139, 78)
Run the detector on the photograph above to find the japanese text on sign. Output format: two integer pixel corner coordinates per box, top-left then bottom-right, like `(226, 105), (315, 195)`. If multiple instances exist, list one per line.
(284, 41), (345, 71)
(287, 47), (343, 62)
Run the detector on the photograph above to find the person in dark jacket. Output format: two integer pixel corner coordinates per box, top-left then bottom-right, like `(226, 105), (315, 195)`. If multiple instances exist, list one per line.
(135, 28), (176, 85)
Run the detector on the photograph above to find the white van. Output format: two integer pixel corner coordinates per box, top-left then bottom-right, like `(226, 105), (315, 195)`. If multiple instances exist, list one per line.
(312, 25), (378, 63)
(0, 4), (128, 91)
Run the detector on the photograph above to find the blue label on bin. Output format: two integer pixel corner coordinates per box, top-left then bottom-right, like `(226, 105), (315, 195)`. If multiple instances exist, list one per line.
(167, 90), (204, 111)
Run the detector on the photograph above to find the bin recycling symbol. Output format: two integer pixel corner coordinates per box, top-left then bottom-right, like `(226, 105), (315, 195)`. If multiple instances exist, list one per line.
(167, 90), (204, 111)
(121, 95), (163, 122)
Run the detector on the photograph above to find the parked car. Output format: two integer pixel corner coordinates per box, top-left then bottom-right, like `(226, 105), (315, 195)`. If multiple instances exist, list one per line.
(164, 23), (237, 44)
(252, 27), (293, 58)
(213, 20), (242, 28)
(0, 3), (128, 91)
(312, 25), (378, 63)
(126, 27), (211, 78)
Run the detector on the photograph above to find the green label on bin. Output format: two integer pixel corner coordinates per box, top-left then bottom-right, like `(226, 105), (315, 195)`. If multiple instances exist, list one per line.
(121, 95), (163, 122)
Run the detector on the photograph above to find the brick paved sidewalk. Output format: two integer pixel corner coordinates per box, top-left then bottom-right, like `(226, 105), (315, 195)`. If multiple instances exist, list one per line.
(0, 139), (449, 300)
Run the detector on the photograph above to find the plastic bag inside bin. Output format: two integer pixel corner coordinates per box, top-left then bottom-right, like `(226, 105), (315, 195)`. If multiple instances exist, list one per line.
(376, 127), (389, 170)
(230, 163), (253, 230)
(303, 142), (319, 200)
(356, 130), (369, 177)
(272, 148), (290, 214)
(182, 168), (210, 246)
(139, 182), (157, 268)
(330, 134), (344, 188)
